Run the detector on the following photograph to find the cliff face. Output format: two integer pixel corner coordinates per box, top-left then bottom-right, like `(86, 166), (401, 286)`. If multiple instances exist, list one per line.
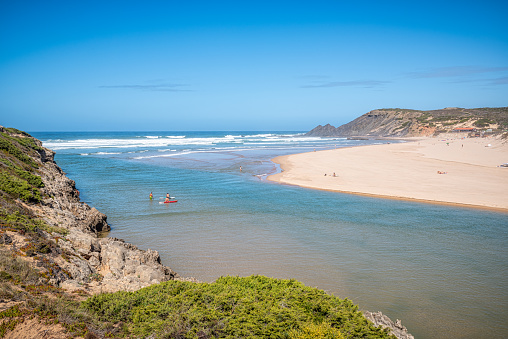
(306, 107), (508, 137)
(0, 126), (188, 296)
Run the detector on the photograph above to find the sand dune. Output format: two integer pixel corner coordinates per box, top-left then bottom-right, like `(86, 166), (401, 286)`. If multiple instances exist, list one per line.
(268, 137), (508, 211)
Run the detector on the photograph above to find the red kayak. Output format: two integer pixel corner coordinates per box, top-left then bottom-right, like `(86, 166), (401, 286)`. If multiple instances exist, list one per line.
(160, 200), (178, 204)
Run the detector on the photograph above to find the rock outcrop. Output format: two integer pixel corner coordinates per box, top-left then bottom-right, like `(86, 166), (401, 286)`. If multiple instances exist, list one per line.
(364, 311), (414, 339)
(306, 106), (508, 138)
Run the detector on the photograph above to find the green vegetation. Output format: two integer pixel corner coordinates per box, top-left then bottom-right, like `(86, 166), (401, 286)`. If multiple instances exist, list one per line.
(83, 275), (393, 338)
(0, 209), (68, 235)
(0, 264), (395, 338)
(416, 113), (431, 123)
(0, 249), (94, 338)
(428, 115), (459, 122)
(474, 118), (494, 127)
(3, 128), (32, 138)
(0, 130), (45, 204)
(0, 134), (39, 168)
(0, 171), (42, 203)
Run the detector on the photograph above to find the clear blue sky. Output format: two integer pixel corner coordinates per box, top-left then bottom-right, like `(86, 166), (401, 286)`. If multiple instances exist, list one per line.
(1, 0), (507, 131)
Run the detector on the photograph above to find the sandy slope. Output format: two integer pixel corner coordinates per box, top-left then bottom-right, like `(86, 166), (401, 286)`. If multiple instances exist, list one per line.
(268, 137), (508, 211)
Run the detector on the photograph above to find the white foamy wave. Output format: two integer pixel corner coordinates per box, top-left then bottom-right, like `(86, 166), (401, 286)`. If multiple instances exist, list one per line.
(133, 148), (244, 160)
(127, 150), (149, 153)
(243, 133), (275, 138)
(44, 137), (231, 150)
(43, 134), (329, 151)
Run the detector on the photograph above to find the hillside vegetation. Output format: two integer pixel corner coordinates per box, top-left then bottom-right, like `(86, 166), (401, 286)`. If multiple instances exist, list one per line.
(83, 275), (394, 338)
(0, 126), (400, 338)
(306, 107), (508, 137)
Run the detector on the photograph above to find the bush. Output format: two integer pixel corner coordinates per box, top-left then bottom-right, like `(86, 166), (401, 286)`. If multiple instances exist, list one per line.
(0, 209), (68, 235)
(474, 118), (494, 127)
(83, 275), (394, 338)
(13, 168), (44, 188)
(0, 136), (38, 168)
(0, 172), (41, 203)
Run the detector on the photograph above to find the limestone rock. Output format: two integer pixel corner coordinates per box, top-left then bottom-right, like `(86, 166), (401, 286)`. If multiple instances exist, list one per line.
(65, 228), (101, 253)
(363, 311), (414, 339)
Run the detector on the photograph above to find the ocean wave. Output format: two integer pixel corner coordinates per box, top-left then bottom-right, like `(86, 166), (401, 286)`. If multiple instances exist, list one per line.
(44, 137), (219, 150)
(127, 150), (149, 153)
(133, 148), (254, 160)
(42, 134), (330, 151)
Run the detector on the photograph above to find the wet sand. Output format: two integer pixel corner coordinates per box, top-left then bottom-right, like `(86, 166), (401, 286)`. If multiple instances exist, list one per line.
(268, 137), (508, 211)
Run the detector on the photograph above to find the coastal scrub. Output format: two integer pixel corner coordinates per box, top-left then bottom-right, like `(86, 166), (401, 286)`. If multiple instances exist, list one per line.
(83, 275), (394, 338)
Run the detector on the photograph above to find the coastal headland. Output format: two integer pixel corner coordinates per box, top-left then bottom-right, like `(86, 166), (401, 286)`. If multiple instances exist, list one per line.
(268, 136), (508, 211)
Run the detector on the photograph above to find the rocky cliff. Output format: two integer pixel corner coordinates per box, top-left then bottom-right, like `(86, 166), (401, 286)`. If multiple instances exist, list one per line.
(306, 107), (508, 137)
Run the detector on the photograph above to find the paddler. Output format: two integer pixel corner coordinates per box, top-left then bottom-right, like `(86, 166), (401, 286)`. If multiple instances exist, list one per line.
(165, 193), (170, 203)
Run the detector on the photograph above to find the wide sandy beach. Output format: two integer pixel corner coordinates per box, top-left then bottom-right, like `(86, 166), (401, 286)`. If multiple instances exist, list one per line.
(268, 136), (508, 211)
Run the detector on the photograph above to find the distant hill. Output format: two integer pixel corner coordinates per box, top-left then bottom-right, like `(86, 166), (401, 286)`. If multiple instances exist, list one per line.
(306, 107), (508, 138)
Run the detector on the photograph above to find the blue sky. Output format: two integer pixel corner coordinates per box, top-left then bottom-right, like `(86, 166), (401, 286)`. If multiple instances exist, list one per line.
(0, 0), (507, 131)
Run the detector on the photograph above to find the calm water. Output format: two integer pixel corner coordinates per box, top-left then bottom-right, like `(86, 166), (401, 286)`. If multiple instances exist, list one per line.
(34, 131), (508, 339)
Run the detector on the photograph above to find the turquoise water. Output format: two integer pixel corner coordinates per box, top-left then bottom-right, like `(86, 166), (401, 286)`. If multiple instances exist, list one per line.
(34, 131), (508, 339)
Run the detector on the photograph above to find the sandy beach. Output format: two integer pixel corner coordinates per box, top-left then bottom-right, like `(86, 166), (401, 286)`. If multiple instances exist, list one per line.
(268, 136), (508, 211)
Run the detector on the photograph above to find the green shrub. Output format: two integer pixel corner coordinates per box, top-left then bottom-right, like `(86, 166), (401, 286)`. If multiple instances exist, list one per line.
(4, 128), (31, 138)
(474, 118), (494, 127)
(288, 321), (344, 339)
(0, 172), (41, 203)
(13, 168), (44, 188)
(83, 275), (394, 338)
(0, 136), (38, 168)
(0, 209), (68, 235)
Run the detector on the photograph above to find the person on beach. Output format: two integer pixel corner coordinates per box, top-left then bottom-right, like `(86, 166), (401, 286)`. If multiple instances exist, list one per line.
(149, 192), (153, 200)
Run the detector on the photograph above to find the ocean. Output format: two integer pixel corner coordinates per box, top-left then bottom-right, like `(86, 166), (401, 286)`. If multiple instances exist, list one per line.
(33, 131), (508, 339)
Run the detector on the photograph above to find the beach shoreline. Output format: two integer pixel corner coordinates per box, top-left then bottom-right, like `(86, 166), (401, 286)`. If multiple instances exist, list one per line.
(268, 136), (508, 212)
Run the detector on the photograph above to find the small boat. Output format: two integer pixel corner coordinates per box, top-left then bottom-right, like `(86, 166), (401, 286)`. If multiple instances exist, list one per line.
(160, 200), (178, 204)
